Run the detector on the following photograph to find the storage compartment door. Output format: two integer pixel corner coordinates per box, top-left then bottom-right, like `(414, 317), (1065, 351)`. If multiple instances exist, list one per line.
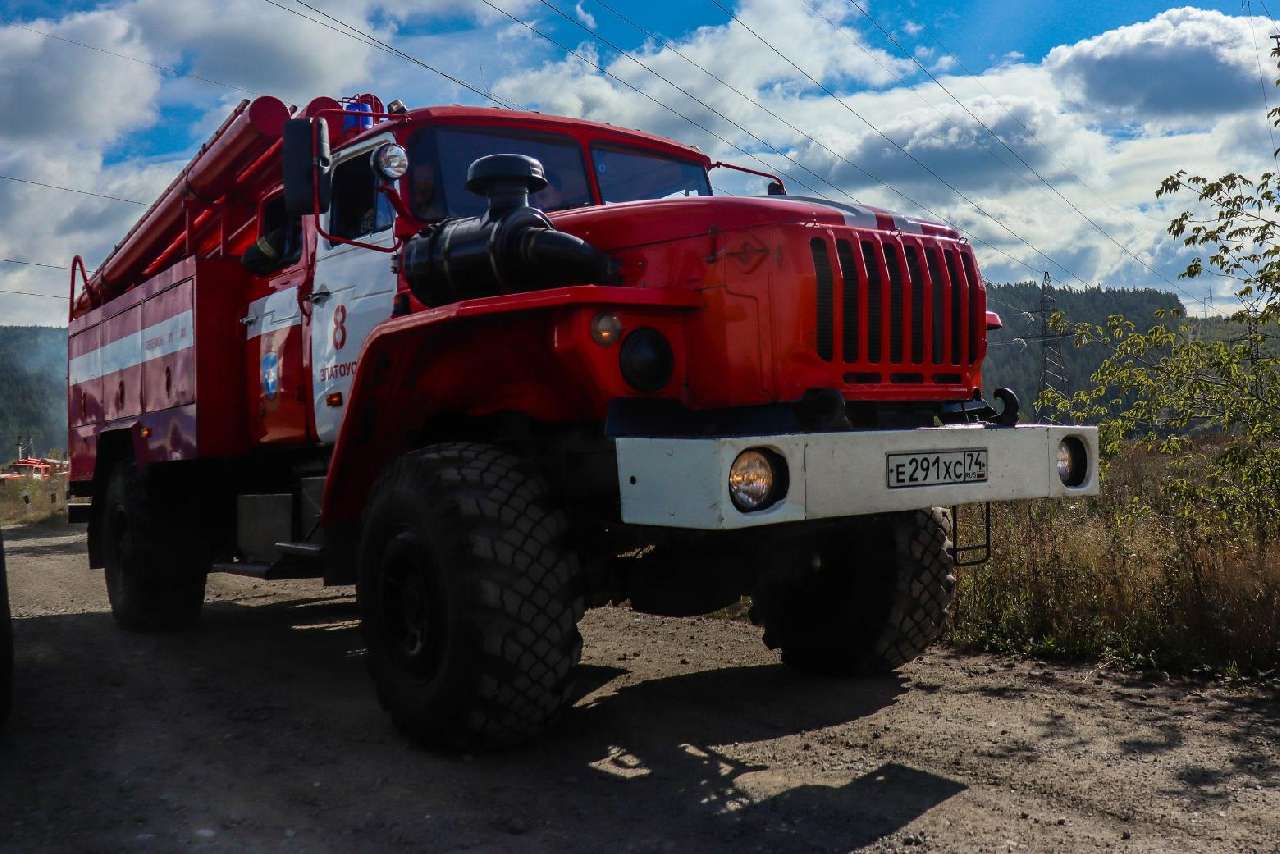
(142, 279), (196, 412)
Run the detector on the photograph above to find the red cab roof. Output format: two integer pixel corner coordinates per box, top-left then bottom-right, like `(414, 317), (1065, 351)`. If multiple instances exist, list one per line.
(389, 105), (712, 166)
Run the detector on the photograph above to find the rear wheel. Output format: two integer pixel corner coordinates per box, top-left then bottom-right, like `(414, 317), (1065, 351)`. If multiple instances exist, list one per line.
(1, 528), (11, 725)
(752, 508), (956, 674)
(101, 463), (206, 631)
(358, 443), (584, 750)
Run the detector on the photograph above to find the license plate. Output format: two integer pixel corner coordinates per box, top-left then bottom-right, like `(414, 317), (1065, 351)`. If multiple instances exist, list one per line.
(887, 449), (988, 489)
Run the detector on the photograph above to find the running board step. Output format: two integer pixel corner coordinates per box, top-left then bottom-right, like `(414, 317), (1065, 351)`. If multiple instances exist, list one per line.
(274, 542), (324, 559)
(210, 558), (321, 581)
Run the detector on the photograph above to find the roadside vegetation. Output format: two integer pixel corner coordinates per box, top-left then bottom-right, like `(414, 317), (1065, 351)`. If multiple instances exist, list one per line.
(948, 453), (1280, 675)
(0, 475), (67, 526)
(947, 50), (1280, 678)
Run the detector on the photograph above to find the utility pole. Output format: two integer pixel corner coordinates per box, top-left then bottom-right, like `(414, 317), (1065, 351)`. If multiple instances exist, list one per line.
(1032, 272), (1068, 421)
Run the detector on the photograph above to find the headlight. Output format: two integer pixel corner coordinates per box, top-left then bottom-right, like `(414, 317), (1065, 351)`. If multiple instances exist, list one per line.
(729, 448), (788, 512)
(373, 143), (409, 180)
(619, 328), (673, 392)
(1056, 436), (1088, 487)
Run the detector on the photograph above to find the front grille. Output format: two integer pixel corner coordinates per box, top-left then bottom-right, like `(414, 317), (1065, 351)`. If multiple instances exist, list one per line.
(810, 231), (983, 379)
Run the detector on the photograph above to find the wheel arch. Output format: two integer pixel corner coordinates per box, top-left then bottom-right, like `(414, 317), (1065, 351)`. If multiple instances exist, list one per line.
(319, 286), (698, 531)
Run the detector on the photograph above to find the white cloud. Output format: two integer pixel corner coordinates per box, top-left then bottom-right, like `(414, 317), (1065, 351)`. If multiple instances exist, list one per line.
(931, 55), (958, 73)
(1045, 7), (1272, 127)
(1, 2), (1274, 325)
(0, 11), (162, 145)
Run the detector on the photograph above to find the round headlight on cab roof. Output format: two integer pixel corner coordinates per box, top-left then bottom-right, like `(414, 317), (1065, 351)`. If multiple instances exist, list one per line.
(373, 143), (409, 180)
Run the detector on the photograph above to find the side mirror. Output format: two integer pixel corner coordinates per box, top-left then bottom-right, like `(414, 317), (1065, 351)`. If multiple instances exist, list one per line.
(283, 117), (332, 218)
(766, 180), (786, 196)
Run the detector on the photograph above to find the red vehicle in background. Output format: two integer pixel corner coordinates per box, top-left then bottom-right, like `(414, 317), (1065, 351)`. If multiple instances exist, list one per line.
(1, 459), (64, 482)
(67, 93), (1098, 749)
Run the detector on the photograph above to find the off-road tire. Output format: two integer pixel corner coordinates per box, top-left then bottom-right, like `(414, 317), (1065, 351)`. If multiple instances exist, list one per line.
(752, 508), (956, 674)
(358, 443), (584, 750)
(101, 463), (206, 631)
(1, 528), (11, 725)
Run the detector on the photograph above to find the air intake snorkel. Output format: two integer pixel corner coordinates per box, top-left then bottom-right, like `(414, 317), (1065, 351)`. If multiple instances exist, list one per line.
(400, 154), (618, 307)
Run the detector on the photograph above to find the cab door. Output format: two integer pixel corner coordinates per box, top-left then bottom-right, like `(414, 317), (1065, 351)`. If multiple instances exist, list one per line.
(310, 136), (399, 445)
(244, 191), (310, 445)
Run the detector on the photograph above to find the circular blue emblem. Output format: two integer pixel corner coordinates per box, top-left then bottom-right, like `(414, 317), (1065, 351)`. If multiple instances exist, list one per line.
(261, 351), (280, 400)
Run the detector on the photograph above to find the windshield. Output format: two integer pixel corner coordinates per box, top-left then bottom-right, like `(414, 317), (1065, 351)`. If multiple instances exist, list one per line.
(407, 126), (592, 219)
(592, 144), (711, 204)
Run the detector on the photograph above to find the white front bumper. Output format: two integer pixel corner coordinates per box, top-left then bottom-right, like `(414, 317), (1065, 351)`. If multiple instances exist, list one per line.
(616, 424), (1100, 530)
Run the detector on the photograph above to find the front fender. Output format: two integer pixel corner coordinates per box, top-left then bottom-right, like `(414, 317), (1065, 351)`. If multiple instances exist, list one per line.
(321, 285), (701, 526)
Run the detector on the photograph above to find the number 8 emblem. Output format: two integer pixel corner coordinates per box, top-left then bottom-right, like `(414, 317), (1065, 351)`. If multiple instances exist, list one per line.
(333, 304), (348, 350)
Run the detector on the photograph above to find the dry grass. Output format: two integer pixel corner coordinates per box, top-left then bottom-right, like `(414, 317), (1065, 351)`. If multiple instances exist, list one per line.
(946, 448), (1280, 676)
(0, 474), (67, 526)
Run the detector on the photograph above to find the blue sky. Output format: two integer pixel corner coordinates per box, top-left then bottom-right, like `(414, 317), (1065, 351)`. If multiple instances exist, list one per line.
(1, 1), (1277, 323)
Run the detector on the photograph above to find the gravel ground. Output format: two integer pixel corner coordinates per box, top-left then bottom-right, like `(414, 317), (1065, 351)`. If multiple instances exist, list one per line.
(1, 521), (1277, 853)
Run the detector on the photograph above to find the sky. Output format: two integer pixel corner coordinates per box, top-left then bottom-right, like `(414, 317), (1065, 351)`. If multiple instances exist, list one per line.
(1, 0), (1277, 325)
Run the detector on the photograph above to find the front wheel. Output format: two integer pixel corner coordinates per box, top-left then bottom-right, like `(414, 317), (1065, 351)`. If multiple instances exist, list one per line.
(358, 443), (584, 750)
(752, 508), (957, 674)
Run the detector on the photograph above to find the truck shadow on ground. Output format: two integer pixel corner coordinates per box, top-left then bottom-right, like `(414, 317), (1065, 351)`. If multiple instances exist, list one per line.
(2, 585), (966, 852)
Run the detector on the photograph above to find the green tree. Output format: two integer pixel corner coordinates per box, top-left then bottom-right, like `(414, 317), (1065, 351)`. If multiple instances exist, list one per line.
(1047, 52), (1280, 551)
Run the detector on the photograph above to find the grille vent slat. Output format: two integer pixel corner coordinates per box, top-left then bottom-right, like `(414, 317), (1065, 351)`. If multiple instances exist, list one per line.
(945, 250), (964, 364)
(961, 251), (981, 361)
(884, 244), (904, 363)
(811, 238), (834, 361)
(836, 239), (859, 363)
(904, 245), (925, 364)
(926, 248), (946, 365)
(861, 241), (882, 363)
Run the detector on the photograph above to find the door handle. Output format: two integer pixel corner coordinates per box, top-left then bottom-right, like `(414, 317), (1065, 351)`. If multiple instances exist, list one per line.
(307, 288), (332, 305)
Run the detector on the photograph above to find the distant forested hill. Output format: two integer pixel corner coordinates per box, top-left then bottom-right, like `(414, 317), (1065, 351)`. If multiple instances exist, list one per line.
(0, 326), (67, 459)
(0, 285), (1199, 457)
(982, 282), (1184, 418)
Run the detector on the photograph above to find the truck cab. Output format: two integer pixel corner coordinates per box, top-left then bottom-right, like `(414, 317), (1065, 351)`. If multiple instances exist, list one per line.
(68, 94), (1099, 750)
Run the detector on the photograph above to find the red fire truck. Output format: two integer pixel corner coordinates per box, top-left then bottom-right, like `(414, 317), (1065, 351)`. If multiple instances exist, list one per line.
(1, 458), (66, 481)
(68, 93), (1098, 748)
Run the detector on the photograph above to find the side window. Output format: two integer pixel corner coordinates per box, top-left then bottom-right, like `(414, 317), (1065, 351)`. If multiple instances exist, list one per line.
(328, 149), (395, 244)
(242, 193), (302, 275)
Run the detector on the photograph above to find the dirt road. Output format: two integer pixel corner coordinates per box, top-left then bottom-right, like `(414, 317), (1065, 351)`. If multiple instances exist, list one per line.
(2, 521), (1277, 853)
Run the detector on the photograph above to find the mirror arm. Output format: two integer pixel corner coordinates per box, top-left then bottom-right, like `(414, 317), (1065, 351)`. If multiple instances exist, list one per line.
(709, 160), (786, 193)
(311, 214), (400, 254)
(378, 182), (413, 221)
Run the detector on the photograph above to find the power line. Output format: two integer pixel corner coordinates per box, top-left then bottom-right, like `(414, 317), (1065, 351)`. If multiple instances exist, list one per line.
(1246, 0), (1279, 159)
(840, 0), (1182, 294)
(0, 259), (71, 301)
(0, 289), (68, 301)
(1, 257), (69, 271)
(15, 24), (256, 95)
(705, 0), (1092, 289)
(534, 0), (859, 204)
(584, 0), (1046, 280)
(265, 0), (515, 108)
(0, 173), (145, 206)
(867, 10), (1245, 297)
(471, 0), (832, 199)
